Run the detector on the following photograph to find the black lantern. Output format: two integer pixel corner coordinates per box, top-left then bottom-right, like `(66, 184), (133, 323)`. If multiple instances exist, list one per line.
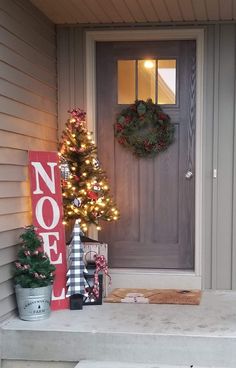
(70, 294), (84, 310)
(83, 262), (103, 305)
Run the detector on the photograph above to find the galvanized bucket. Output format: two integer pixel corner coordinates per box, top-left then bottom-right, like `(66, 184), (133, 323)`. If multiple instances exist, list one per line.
(15, 285), (52, 321)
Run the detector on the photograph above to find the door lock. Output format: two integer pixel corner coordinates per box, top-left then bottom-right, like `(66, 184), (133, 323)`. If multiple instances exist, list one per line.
(185, 170), (193, 179)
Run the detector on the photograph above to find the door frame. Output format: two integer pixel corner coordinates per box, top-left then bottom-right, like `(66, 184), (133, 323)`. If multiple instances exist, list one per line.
(85, 28), (204, 290)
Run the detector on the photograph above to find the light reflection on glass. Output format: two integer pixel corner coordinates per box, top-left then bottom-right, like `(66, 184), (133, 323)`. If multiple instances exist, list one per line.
(138, 60), (156, 102)
(157, 60), (176, 104)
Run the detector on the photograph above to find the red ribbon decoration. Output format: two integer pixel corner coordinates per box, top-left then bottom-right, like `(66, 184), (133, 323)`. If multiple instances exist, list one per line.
(93, 255), (111, 298)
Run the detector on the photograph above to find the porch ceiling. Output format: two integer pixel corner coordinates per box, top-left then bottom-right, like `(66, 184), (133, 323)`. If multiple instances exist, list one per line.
(30, 0), (236, 25)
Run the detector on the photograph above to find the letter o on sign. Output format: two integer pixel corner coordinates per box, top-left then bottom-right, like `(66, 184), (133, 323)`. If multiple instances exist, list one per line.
(36, 196), (60, 230)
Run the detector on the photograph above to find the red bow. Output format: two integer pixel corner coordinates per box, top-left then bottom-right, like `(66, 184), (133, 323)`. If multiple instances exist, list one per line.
(93, 255), (111, 298)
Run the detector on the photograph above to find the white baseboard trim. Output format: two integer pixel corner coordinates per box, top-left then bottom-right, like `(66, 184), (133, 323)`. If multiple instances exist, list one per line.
(109, 269), (202, 290)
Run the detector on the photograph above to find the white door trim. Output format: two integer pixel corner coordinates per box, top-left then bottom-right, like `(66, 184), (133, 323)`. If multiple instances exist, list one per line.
(85, 28), (204, 290)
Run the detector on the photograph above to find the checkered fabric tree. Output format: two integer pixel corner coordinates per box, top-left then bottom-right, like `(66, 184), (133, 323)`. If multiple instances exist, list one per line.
(66, 220), (87, 298)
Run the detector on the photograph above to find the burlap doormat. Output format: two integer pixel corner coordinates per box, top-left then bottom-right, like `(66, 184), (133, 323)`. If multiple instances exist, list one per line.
(105, 288), (201, 305)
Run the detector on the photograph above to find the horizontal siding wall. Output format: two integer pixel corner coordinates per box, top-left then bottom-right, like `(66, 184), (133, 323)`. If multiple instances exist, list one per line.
(57, 24), (236, 290)
(0, 0), (57, 320)
(57, 27), (85, 136)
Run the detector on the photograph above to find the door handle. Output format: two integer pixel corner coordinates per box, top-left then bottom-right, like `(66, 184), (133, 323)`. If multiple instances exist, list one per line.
(185, 170), (193, 180)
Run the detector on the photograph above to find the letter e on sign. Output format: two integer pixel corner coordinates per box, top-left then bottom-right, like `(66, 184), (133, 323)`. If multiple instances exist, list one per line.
(29, 151), (69, 310)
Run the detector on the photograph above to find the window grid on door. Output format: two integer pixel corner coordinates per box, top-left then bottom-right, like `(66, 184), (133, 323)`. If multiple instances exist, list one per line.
(117, 59), (177, 105)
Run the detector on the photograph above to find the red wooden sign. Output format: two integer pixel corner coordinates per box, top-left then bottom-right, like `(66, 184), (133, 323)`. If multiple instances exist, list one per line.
(28, 151), (69, 310)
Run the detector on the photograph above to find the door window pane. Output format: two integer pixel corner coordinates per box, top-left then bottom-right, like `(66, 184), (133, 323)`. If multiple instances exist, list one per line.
(117, 59), (177, 105)
(138, 60), (156, 102)
(157, 60), (176, 105)
(118, 60), (136, 104)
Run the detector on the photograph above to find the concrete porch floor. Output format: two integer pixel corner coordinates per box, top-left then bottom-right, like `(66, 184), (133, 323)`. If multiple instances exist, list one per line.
(1, 291), (236, 367)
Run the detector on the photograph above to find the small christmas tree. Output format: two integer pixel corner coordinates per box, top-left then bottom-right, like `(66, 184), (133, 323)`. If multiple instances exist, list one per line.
(59, 108), (119, 232)
(14, 226), (56, 288)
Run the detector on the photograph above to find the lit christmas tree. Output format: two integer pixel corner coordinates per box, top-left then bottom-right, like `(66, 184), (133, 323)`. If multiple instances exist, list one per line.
(59, 108), (119, 233)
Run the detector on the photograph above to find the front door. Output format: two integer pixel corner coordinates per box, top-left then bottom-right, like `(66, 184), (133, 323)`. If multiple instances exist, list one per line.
(96, 40), (195, 270)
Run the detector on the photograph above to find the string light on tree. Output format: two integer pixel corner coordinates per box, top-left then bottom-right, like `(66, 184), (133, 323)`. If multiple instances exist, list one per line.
(59, 108), (120, 231)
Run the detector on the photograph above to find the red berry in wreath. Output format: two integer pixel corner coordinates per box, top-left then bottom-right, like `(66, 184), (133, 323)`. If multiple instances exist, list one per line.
(159, 113), (167, 120)
(115, 123), (124, 132)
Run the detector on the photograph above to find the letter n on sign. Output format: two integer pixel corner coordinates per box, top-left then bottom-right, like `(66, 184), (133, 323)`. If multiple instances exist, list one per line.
(28, 151), (69, 310)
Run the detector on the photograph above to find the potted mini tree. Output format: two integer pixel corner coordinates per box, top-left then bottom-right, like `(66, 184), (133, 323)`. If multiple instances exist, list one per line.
(14, 225), (56, 321)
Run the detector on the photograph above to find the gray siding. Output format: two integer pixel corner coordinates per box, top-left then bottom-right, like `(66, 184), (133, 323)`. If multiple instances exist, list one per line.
(57, 27), (85, 136)
(0, 0), (57, 320)
(210, 24), (236, 290)
(57, 24), (236, 290)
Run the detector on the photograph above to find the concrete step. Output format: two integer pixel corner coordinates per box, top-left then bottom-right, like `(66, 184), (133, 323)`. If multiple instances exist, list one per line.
(75, 361), (223, 368)
(1, 292), (236, 368)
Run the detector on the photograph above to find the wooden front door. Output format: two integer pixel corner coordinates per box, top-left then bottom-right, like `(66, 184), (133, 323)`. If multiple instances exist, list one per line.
(96, 40), (195, 270)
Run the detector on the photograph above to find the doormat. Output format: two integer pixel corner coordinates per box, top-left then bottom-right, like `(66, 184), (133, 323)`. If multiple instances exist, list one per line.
(105, 288), (201, 305)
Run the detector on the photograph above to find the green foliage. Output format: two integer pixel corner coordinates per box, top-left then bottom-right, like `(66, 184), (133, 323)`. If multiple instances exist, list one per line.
(13, 226), (56, 288)
(114, 99), (175, 158)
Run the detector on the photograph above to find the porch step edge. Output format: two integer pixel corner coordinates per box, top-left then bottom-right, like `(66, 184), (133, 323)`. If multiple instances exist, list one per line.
(75, 361), (225, 368)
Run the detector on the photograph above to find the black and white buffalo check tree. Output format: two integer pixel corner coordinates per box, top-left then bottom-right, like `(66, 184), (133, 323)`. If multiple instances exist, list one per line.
(66, 220), (87, 300)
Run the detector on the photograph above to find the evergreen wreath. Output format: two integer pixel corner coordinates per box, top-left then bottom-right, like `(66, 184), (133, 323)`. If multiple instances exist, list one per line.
(114, 99), (175, 158)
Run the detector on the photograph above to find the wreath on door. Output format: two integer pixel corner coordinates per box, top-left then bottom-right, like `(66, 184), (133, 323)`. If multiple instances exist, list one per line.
(114, 99), (175, 158)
